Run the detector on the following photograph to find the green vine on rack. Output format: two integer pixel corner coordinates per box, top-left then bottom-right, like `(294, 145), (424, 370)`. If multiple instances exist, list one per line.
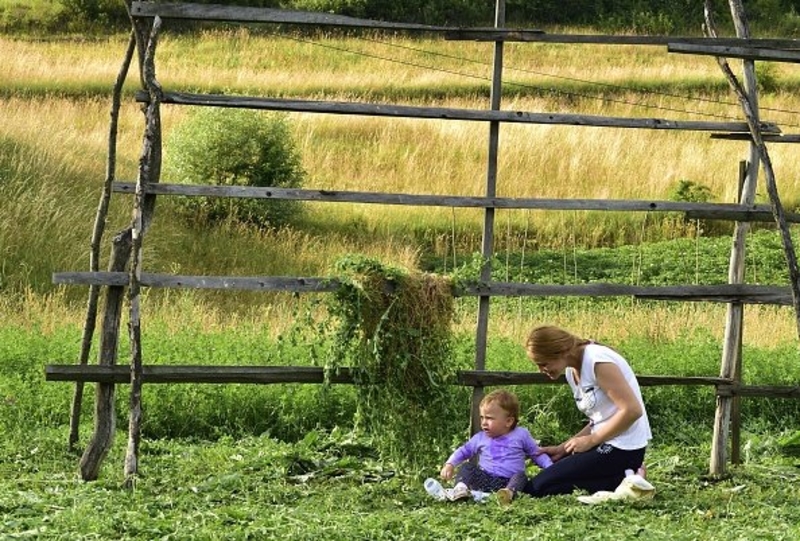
(324, 254), (457, 467)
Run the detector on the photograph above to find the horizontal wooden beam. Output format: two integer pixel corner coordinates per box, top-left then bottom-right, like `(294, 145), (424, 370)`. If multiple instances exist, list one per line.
(111, 183), (800, 223)
(471, 283), (792, 305)
(130, 1), (446, 31)
(44, 364), (800, 399)
(46, 365), (353, 384)
(668, 42), (800, 63)
(128, 2), (800, 53)
(44, 364), (729, 387)
(458, 371), (731, 388)
(137, 91), (778, 134)
(51, 272), (793, 305)
(53, 272), (340, 291)
(711, 133), (800, 143)
(446, 31), (800, 48)
(716, 384), (800, 399)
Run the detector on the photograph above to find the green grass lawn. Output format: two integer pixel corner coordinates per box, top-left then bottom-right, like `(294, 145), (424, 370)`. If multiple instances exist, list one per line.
(2, 426), (799, 540)
(2, 319), (800, 539)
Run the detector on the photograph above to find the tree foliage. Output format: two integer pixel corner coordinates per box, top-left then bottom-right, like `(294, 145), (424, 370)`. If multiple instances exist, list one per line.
(45, 0), (800, 34)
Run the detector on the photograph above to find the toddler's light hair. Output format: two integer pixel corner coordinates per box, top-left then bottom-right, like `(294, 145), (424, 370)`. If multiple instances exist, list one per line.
(481, 389), (520, 428)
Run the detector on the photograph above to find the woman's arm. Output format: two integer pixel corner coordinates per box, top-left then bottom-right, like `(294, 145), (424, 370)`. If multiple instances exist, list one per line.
(537, 424), (591, 462)
(564, 362), (643, 454)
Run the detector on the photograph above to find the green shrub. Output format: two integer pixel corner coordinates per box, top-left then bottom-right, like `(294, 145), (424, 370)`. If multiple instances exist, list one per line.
(667, 179), (731, 237)
(778, 429), (800, 456)
(756, 62), (780, 94)
(164, 108), (306, 230)
(287, 0), (489, 25)
(670, 179), (713, 203)
(58, 0), (127, 31)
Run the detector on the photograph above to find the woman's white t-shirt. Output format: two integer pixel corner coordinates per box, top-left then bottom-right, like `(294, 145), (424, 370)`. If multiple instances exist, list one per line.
(565, 343), (652, 450)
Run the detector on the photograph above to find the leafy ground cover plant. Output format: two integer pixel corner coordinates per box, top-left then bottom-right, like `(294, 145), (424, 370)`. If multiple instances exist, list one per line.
(1, 425), (799, 540)
(3, 306), (800, 539)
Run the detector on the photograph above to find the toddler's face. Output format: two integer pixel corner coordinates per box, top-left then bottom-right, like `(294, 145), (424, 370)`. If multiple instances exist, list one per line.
(479, 401), (514, 438)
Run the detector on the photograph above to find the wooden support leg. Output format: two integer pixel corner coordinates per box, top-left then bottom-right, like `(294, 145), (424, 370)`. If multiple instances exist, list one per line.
(79, 229), (132, 481)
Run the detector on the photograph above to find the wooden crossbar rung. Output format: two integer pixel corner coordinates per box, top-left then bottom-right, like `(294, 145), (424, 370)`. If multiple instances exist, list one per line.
(45, 365), (352, 384)
(50, 272), (793, 305)
(669, 42), (800, 63)
(445, 32), (800, 48)
(110, 182), (800, 223)
(130, 1), (446, 31)
(135, 90), (780, 134)
(44, 364), (732, 387)
(711, 133), (800, 143)
(52, 272), (339, 291)
(47, 365), (800, 398)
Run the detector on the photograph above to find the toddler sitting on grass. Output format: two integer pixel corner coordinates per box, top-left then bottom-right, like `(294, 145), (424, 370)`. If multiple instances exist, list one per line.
(425, 389), (552, 505)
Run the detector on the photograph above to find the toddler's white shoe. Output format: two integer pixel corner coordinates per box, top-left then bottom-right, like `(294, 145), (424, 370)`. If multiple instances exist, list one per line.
(447, 482), (471, 501)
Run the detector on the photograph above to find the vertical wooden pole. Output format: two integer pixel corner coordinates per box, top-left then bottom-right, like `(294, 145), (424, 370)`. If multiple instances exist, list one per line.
(69, 32), (137, 453)
(471, 0), (505, 434)
(125, 14), (163, 486)
(710, 0), (760, 476)
(79, 229), (132, 481)
(730, 160), (747, 466)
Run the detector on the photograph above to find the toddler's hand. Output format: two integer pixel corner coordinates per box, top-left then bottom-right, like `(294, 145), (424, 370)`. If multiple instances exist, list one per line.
(440, 463), (455, 480)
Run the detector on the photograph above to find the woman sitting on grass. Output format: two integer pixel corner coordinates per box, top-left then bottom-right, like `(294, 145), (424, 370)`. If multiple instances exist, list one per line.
(522, 325), (651, 498)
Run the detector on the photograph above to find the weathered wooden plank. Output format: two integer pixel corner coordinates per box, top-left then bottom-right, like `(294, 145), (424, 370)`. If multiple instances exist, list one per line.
(717, 384), (800, 399)
(711, 133), (800, 143)
(45, 365), (732, 388)
(46, 365), (354, 384)
(445, 30), (800, 48)
(457, 371), (732, 387)
(111, 183), (800, 223)
(464, 283), (792, 304)
(53, 272), (340, 291)
(51, 272), (793, 304)
(136, 91), (779, 134)
(130, 2), (445, 31)
(634, 286), (790, 305)
(669, 42), (800, 63)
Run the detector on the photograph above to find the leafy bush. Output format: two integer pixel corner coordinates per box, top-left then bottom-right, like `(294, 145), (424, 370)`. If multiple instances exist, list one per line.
(670, 179), (713, 203)
(164, 108), (306, 230)
(58, 0), (127, 30)
(287, 0), (490, 25)
(667, 179), (730, 237)
(778, 429), (800, 456)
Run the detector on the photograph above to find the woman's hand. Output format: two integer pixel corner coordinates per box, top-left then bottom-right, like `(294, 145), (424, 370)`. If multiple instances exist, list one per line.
(564, 434), (597, 455)
(440, 463), (455, 480)
(537, 443), (568, 463)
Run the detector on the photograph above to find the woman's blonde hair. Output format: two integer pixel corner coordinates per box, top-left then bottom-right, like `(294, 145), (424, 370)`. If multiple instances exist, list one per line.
(480, 389), (520, 428)
(525, 325), (589, 362)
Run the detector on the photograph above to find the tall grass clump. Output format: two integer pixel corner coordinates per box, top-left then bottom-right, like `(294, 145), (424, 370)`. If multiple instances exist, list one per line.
(164, 107), (306, 230)
(0, 135), (97, 297)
